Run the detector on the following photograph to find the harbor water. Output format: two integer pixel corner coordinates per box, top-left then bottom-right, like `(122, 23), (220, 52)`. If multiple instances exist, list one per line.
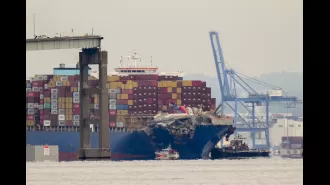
(26, 158), (302, 185)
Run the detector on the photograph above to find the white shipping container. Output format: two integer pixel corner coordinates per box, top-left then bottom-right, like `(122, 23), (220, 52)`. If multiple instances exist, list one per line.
(43, 120), (51, 126)
(38, 104), (44, 110)
(58, 120), (65, 126)
(109, 105), (116, 110)
(73, 115), (80, 121)
(26, 88), (32, 92)
(34, 103), (39, 108)
(51, 99), (58, 104)
(109, 93), (116, 99)
(94, 104), (99, 109)
(73, 98), (79, 103)
(40, 94), (44, 99)
(56, 81), (62, 86)
(60, 76), (68, 81)
(109, 99), (116, 105)
(42, 75), (48, 80)
(115, 89), (121, 94)
(27, 109), (35, 115)
(73, 120), (80, 126)
(58, 114), (65, 121)
(109, 89), (117, 94)
(44, 84), (48, 89)
(32, 87), (39, 92)
(51, 89), (58, 94)
(51, 109), (58, 114)
(58, 109), (65, 114)
(27, 103), (34, 109)
(51, 94), (58, 99)
(116, 122), (124, 128)
(38, 87), (43, 92)
(73, 92), (79, 98)
(268, 89), (283, 97)
(51, 105), (58, 110)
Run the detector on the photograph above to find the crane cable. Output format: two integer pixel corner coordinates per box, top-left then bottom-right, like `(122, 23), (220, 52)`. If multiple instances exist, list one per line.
(223, 60), (287, 96)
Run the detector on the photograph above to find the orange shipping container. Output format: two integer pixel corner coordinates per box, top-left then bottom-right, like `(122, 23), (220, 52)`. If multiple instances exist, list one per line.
(172, 93), (177, 100)
(66, 103), (72, 109)
(66, 115), (73, 121)
(66, 97), (72, 103)
(128, 100), (133, 105)
(116, 116), (125, 122)
(117, 94), (128, 100)
(59, 103), (65, 109)
(26, 120), (35, 126)
(167, 87), (172, 93)
(182, 80), (192, 86)
(59, 98), (65, 103)
(177, 88), (182, 93)
(44, 97), (50, 103)
(66, 108), (72, 115)
(177, 99), (182, 105)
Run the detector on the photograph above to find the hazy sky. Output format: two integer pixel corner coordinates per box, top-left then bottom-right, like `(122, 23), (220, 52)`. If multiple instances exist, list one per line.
(26, 0), (303, 79)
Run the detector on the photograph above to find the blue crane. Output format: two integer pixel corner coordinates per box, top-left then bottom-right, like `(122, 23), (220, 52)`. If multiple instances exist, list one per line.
(209, 31), (302, 149)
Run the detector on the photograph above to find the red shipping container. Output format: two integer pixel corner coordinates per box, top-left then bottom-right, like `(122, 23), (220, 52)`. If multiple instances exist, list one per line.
(122, 89), (133, 94)
(192, 80), (202, 86)
(117, 100), (128, 104)
(109, 110), (116, 115)
(147, 98), (153, 104)
(109, 115), (116, 122)
(68, 76), (75, 82)
(31, 81), (41, 87)
(109, 122), (116, 127)
(66, 120), (73, 126)
(73, 107), (80, 114)
(73, 104), (80, 109)
(26, 115), (34, 120)
(43, 109), (50, 115)
(26, 92), (38, 97)
(44, 90), (51, 97)
(43, 114), (50, 120)
(39, 99), (44, 104)
(66, 92), (73, 97)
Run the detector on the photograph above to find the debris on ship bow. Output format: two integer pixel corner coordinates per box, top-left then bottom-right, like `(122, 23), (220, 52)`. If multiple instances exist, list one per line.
(145, 104), (234, 153)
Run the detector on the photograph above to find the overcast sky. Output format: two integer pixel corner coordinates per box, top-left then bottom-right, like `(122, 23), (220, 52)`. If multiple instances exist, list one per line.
(26, 0), (302, 79)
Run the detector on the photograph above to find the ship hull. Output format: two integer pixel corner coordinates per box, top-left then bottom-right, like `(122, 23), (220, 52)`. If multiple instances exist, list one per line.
(26, 130), (131, 161)
(26, 124), (232, 161)
(111, 124), (233, 161)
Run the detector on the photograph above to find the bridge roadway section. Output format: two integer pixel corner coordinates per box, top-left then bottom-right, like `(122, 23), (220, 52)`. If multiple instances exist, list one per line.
(26, 36), (111, 160)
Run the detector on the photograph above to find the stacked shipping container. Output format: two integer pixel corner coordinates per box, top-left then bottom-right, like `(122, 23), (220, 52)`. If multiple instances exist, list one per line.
(157, 81), (182, 112)
(26, 72), (215, 128)
(181, 80), (212, 111)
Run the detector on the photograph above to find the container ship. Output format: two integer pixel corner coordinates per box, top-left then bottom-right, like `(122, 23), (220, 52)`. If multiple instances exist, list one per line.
(26, 52), (234, 161)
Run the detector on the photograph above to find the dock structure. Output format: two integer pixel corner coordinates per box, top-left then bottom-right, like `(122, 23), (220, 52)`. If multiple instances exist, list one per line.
(26, 36), (111, 160)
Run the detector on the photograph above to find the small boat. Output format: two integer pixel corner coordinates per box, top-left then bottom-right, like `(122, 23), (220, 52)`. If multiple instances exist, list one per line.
(155, 144), (180, 160)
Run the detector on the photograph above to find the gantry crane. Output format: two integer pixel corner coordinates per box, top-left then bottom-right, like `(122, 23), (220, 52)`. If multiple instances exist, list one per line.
(209, 31), (302, 149)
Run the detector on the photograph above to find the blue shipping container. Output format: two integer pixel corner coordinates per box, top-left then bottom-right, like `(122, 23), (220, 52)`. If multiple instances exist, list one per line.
(116, 105), (129, 110)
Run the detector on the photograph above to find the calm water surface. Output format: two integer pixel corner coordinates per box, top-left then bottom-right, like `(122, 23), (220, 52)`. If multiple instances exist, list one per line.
(27, 158), (303, 185)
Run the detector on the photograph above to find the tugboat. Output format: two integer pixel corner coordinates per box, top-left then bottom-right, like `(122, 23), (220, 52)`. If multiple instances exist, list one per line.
(155, 144), (180, 160)
(210, 134), (270, 159)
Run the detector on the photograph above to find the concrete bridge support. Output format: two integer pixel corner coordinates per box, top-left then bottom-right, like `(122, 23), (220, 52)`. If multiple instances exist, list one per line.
(78, 48), (110, 160)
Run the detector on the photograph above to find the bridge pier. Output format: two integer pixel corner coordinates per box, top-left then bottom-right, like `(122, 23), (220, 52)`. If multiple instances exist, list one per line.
(78, 48), (111, 160)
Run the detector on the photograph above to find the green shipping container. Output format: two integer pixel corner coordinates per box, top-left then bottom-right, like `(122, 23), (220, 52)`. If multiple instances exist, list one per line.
(44, 103), (51, 109)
